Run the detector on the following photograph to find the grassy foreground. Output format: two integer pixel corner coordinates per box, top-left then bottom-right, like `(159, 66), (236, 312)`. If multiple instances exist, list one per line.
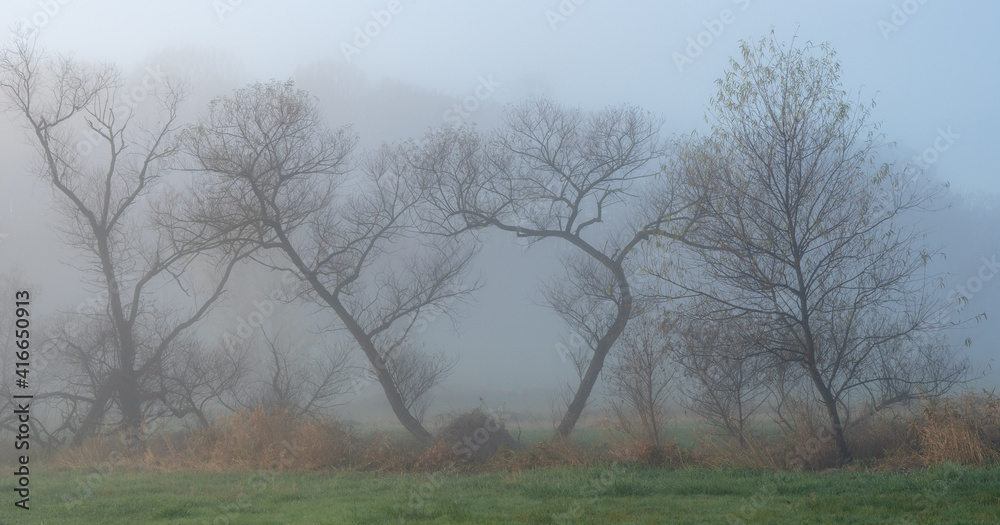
(3, 464), (999, 524)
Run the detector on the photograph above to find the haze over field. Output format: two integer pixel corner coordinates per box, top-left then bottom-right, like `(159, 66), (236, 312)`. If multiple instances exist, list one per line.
(0, 0), (997, 427)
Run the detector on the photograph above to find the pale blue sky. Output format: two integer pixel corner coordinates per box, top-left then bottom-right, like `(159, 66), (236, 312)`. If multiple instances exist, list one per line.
(4, 0), (996, 191)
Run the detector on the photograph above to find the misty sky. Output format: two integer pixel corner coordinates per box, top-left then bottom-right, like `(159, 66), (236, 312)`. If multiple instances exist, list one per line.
(1, 1), (997, 418)
(3, 0), (998, 194)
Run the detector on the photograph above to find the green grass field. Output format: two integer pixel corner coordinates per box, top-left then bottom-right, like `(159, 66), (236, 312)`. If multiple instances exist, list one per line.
(4, 464), (999, 524)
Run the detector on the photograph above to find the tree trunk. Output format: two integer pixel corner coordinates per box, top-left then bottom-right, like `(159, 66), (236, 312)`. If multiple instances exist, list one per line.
(807, 366), (853, 464)
(116, 371), (144, 450)
(308, 280), (432, 443)
(72, 381), (115, 446)
(370, 356), (434, 444)
(98, 239), (144, 447)
(328, 297), (433, 444)
(795, 259), (852, 464)
(321, 293), (433, 444)
(555, 267), (632, 439)
(274, 230), (435, 444)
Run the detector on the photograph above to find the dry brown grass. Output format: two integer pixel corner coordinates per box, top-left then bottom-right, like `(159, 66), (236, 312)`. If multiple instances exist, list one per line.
(52, 408), (406, 473)
(49, 434), (125, 471)
(192, 408), (297, 470)
(912, 392), (1000, 466)
(412, 438), (455, 471)
(494, 438), (607, 471)
(42, 392), (1000, 474)
(609, 438), (685, 467)
(688, 432), (786, 470)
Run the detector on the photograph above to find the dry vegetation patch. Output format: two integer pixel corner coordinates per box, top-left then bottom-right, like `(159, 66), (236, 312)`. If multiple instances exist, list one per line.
(40, 392), (1000, 475)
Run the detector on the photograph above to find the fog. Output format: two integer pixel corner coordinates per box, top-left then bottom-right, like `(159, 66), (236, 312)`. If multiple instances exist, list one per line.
(1, 0), (997, 428)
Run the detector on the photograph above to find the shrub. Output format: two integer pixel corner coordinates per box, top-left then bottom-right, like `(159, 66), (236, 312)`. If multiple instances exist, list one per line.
(437, 408), (519, 463)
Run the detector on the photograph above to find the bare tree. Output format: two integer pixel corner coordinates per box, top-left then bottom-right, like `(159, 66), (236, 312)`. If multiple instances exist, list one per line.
(673, 311), (771, 447)
(151, 335), (251, 429)
(545, 253), (621, 382)
(381, 342), (455, 424)
(414, 99), (700, 439)
(238, 329), (356, 420)
(182, 81), (477, 443)
(0, 37), (249, 445)
(605, 314), (676, 445)
(655, 34), (967, 463)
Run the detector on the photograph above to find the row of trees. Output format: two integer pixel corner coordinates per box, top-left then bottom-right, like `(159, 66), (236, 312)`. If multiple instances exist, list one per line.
(0, 34), (967, 463)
